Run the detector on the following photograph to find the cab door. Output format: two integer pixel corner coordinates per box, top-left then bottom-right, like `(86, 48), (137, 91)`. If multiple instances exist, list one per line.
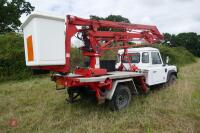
(150, 51), (166, 85)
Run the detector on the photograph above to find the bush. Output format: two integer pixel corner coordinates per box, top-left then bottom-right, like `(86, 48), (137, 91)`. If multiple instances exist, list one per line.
(70, 47), (83, 69)
(154, 45), (196, 67)
(0, 33), (32, 82)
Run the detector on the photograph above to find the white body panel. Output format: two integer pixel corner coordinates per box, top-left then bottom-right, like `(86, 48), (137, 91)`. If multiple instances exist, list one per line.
(21, 12), (66, 66)
(116, 47), (177, 86)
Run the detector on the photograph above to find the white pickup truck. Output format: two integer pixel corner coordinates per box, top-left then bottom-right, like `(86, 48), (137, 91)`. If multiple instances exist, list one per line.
(116, 47), (178, 87)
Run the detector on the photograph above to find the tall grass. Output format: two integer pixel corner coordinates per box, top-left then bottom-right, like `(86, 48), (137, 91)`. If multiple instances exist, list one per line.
(0, 59), (199, 133)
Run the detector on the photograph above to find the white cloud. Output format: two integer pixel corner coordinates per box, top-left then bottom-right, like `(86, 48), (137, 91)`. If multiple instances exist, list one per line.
(21, 0), (200, 34)
(141, 16), (154, 25)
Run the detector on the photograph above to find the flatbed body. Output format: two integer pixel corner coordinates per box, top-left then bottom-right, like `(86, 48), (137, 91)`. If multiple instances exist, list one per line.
(61, 71), (144, 83)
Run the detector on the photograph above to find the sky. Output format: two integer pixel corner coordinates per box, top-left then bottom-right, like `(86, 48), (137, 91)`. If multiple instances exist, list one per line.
(21, 0), (200, 34)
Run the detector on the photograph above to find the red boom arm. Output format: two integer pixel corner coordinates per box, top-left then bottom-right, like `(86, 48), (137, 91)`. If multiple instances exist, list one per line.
(36, 15), (164, 74)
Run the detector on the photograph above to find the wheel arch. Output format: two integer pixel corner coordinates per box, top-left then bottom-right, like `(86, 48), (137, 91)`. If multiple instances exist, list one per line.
(105, 78), (137, 100)
(167, 70), (177, 81)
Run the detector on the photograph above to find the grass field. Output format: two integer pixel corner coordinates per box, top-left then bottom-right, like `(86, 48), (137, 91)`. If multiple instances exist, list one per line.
(0, 60), (200, 133)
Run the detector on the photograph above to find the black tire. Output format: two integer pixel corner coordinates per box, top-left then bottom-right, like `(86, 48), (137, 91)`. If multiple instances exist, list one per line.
(166, 74), (177, 86)
(109, 85), (131, 111)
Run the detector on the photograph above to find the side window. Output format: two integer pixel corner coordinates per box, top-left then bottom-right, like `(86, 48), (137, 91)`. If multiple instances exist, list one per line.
(117, 54), (120, 63)
(131, 53), (140, 63)
(122, 53), (140, 63)
(142, 52), (149, 63)
(151, 52), (162, 64)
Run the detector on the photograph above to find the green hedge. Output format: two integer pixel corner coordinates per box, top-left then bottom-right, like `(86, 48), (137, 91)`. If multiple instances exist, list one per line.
(154, 45), (196, 67)
(0, 33), (32, 82)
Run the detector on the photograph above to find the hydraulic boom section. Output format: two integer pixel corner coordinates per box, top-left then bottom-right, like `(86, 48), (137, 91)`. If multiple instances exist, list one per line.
(37, 15), (163, 75)
(64, 15), (163, 74)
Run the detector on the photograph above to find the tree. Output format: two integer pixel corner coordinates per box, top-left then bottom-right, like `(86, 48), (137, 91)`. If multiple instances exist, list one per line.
(175, 32), (200, 56)
(106, 15), (130, 23)
(90, 14), (130, 23)
(163, 33), (172, 45)
(163, 33), (177, 46)
(90, 14), (130, 31)
(170, 34), (177, 46)
(90, 15), (105, 21)
(0, 0), (34, 33)
(163, 33), (171, 42)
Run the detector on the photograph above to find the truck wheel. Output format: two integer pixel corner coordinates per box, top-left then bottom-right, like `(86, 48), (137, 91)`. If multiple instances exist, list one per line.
(166, 74), (177, 86)
(109, 85), (131, 111)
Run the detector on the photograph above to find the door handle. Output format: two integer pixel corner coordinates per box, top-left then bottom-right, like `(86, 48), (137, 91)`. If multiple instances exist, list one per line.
(153, 71), (157, 73)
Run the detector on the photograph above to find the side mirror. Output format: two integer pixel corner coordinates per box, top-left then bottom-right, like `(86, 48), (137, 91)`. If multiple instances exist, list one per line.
(166, 56), (169, 64)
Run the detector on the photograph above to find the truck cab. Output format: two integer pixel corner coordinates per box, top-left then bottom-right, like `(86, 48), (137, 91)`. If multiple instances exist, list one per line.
(116, 47), (177, 86)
